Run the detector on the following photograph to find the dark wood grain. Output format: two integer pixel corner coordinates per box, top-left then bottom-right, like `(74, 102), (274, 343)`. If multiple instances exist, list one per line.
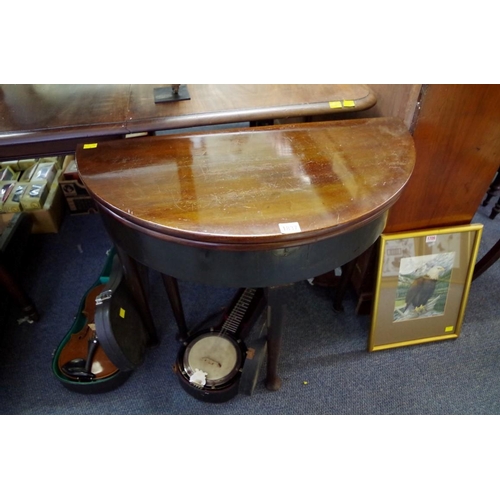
(126, 84), (376, 131)
(0, 84), (376, 159)
(76, 117), (415, 250)
(385, 84), (500, 232)
(77, 117), (414, 391)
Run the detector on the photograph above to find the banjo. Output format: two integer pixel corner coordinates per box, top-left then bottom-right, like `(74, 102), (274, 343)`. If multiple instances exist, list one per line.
(176, 287), (263, 402)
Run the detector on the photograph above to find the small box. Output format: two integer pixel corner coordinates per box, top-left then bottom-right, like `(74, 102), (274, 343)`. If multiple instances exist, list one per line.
(17, 159), (39, 171)
(59, 155), (96, 214)
(38, 156), (63, 169)
(32, 161), (57, 186)
(0, 181), (17, 209)
(20, 180), (49, 211)
(3, 183), (29, 212)
(31, 172), (65, 233)
(62, 158), (79, 180)
(59, 176), (91, 198)
(19, 163), (38, 182)
(0, 166), (18, 181)
(64, 195), (98, 215)
(0, 170), (66, 233)
(0, 160), (19, 170)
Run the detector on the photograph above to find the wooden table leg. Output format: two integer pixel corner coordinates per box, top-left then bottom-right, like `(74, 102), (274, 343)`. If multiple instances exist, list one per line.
(114, 246), (159, 347)
(161, 274), (188, 342)
(332, 259), (357, 313)
(265, 285), (288, 391)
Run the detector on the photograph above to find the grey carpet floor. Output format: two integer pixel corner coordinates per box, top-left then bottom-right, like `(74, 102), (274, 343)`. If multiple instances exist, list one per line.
(1, 202), (499, 415)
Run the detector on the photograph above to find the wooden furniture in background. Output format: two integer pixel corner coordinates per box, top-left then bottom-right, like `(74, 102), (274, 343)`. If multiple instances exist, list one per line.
(385, 85), (500, 232)
(351, 84), (500, 313)
(0, 84), (376, 160)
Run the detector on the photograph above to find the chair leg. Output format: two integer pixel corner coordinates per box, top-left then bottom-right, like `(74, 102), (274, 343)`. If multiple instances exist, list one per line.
(0, 263), (39, 322)
(489, 201), (500, 220)
(483, 166), (500, 208)
(473, 237), (500, 281)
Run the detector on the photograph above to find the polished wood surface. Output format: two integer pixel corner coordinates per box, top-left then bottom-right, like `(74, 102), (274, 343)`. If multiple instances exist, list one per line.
(385, 84), (500, 232)
(77, 117), (414, 391)
(76, 118), (415, 250)
(126, 84), (376, 130)
(0, 84), (376, 159)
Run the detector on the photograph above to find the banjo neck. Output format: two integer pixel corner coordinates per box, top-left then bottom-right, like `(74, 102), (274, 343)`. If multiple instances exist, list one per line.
(219, 288), (257, 336)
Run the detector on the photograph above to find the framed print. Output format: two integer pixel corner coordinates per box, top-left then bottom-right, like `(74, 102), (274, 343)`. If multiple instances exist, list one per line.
(368, 224), (483, 352)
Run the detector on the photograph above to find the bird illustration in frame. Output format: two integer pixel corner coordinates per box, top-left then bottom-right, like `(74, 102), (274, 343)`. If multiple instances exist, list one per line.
(393, 253), (454, 322)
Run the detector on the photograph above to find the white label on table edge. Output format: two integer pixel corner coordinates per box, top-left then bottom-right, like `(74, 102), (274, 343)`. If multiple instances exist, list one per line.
(279, 222), (301, 234)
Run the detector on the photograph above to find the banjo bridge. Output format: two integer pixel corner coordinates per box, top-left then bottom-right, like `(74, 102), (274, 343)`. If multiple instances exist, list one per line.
(201, 357), (222, 368)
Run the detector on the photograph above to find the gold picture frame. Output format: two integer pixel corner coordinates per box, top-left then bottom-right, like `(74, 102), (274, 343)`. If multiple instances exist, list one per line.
(368, 224), (483, 352)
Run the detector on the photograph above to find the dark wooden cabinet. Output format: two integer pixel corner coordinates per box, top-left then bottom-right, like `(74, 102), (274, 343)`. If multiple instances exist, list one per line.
(386, 84), (500, 232)
(352, 84), (500, 313)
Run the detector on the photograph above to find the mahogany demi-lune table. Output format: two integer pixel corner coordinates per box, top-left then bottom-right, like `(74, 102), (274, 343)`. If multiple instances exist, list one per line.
(76, 117), (415, 391)
(0, 84), (376, 160)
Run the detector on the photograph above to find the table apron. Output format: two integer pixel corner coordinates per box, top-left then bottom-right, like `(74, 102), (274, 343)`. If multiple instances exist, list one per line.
(99, 207), (387, 288)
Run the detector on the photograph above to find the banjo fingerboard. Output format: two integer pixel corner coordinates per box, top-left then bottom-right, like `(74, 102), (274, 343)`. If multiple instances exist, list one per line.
(220, 288), (257, 336)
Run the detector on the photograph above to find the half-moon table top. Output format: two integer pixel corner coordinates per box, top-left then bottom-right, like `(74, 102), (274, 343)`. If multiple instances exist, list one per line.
(76, 117), (415, 251)
(0, 84), (376, 159)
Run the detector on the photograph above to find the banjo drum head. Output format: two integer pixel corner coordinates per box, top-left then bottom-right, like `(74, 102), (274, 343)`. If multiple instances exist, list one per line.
(183, 333), (243, 388)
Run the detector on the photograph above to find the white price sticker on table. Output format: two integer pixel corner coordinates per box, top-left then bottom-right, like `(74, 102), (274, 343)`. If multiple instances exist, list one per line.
(279, 222), (301, 234)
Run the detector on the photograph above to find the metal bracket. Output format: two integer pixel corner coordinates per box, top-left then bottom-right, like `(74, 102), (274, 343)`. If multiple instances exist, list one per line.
(154, 84), (190, 103)
(95, 290), (112, 305)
